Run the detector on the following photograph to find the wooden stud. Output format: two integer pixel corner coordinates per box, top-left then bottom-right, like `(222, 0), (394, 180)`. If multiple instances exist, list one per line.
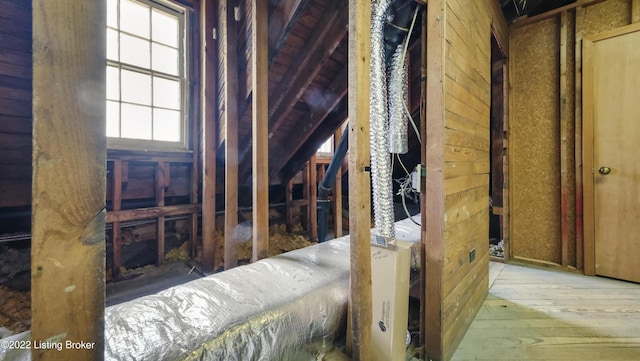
(582, 37), (595, 276)
(560, 11), (570, 267)
(252, 0), (269, 262)
(202, 0), (218, 271)
(156, 161), (166, 265)
(112, 160), (123, 280)
(302, 161), (310, 230)
(575, 6), (585, 270)
(419, 8), (427, 353)
(191, 0), (202, 260)
(501, 60), (511, 263)
(31, 0), (106, 358)
(333, 128), (343, 238)
(348, 0), (372, 359)
(285, 179), (294, 233)
(425, 0), (446, 359)
(511, 0), (606, 28)
(633, 0), (640, 23)
(309, 155), (318, 242)
(222, 0), (239, 270)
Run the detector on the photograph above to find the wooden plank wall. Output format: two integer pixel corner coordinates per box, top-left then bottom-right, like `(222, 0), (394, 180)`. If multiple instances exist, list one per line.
(0, 0), (32, 209)
(509, 0), (632, 268)
(425, 0), (507, 359)
(426, 0), (509, 360)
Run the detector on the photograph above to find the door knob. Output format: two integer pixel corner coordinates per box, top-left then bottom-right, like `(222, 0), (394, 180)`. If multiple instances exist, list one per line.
(598, 166), (611, 175)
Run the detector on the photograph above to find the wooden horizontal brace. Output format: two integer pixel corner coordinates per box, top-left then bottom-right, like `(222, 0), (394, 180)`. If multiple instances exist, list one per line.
(106, 204), (201, 223)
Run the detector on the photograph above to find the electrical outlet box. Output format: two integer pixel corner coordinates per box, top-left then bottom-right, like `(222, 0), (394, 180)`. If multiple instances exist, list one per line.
(411, 165), (421, 193)
(469, 248), (476, 263)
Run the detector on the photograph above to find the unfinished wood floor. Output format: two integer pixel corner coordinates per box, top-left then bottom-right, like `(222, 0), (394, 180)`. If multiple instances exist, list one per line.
(452, 263), (640, 361)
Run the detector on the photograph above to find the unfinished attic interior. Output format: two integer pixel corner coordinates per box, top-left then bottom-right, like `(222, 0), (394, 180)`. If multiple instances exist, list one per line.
(1, 0), (640, 359)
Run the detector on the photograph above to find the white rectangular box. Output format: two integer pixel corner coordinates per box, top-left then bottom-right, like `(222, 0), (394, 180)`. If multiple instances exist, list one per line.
(371, 240), (412, 361)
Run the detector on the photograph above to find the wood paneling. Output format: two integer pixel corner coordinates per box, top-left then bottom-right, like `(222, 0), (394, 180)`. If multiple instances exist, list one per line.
(425, 0), (508, 359)
(31, 0), (106, 358)
(0, 0), (32, 209)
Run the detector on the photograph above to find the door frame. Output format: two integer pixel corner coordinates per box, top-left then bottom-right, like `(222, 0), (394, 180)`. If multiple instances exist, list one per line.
(582, 22), (640, 276)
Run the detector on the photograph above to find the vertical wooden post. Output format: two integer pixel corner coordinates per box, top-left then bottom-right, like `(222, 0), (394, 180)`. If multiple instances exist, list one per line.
(302, 162), (310, 230)
(222, 0), (239, 270)
(309, 155), (318, 242)
(575, 6), (585, 270)
(31, 0), (106, 359)
(419, 8), (427, 352)
(559, 11), (570, 267)
(156, 161), (166, 265)
(190, 1), (203, 260)
(424, 0), (445, 359)
(252, 0), (269, 262)
(285, 179), (294, 233)
(633, 0), (640, 23)
(333, 128), (343, 238)
(112, 160), (123, 280)
(348, 0), (372, 359)
(202, 0), (218, 271)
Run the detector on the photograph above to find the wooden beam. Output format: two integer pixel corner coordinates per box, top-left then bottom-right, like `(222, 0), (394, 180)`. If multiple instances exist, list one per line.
(191, 0), (203, 260)
(559, 11), (570, 267)
(511, 0), (606, 28)
(575, 6), (585, 270)
(202, 0), (218, 272)
(268, 0), (311, 65)
(348, 0), (372, 359)
(222, 0), (239, 270)
(157, 161), (166, 265)
(107, 204), (201, 223)
(271, 66), (349, 173)
(252, 0), (269, 262)
(31, 0), (105, 358)
(419, 8), (427, 352)
(285, 179), (294, 233)
(582, 37), (595, 276)
(267, 0), (347, 134)
(425, 0), (445, 359)
(309, 155), (318, 242)
(633, 0), (640, 23)
(333, 127), (343, 238)
(112, 161), (123, 280)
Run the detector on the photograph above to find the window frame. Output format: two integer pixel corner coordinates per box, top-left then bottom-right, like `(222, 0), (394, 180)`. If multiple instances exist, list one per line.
(106, 0), (191, 152)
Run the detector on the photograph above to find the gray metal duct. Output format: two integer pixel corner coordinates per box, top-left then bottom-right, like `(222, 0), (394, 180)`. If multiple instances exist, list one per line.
(370, 0), (395, 239)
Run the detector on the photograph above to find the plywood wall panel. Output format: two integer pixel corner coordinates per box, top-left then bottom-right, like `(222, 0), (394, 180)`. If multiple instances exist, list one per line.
(510, 18), (561, 264)
(582, 0), (631, 35)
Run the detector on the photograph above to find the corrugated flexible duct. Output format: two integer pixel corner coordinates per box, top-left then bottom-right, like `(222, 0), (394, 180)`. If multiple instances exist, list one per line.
(370, 0), (395, 239)
(388, 41), (409, 154)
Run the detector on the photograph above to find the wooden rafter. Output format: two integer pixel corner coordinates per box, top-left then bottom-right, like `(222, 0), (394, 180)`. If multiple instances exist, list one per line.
(268, 0), (311, 66)
(267, 0), (347, 135)
(271, 65), (348, 174)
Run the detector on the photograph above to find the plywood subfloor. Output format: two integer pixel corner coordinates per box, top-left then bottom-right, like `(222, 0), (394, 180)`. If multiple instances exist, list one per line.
(452, 263), (640, 360)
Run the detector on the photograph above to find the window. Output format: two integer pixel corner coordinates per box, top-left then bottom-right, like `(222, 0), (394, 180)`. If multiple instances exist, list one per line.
(317, 135), (333, 154)
(106, 0), (188, 149)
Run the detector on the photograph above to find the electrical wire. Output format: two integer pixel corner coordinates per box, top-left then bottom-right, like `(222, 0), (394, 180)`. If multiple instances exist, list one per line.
(394, 153), (421, 226)
(400, 6), (422, 145)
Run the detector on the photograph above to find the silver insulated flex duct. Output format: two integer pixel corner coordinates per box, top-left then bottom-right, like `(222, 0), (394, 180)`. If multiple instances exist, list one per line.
(370, 0), (395, 239)
(388, 42), (409, 154)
